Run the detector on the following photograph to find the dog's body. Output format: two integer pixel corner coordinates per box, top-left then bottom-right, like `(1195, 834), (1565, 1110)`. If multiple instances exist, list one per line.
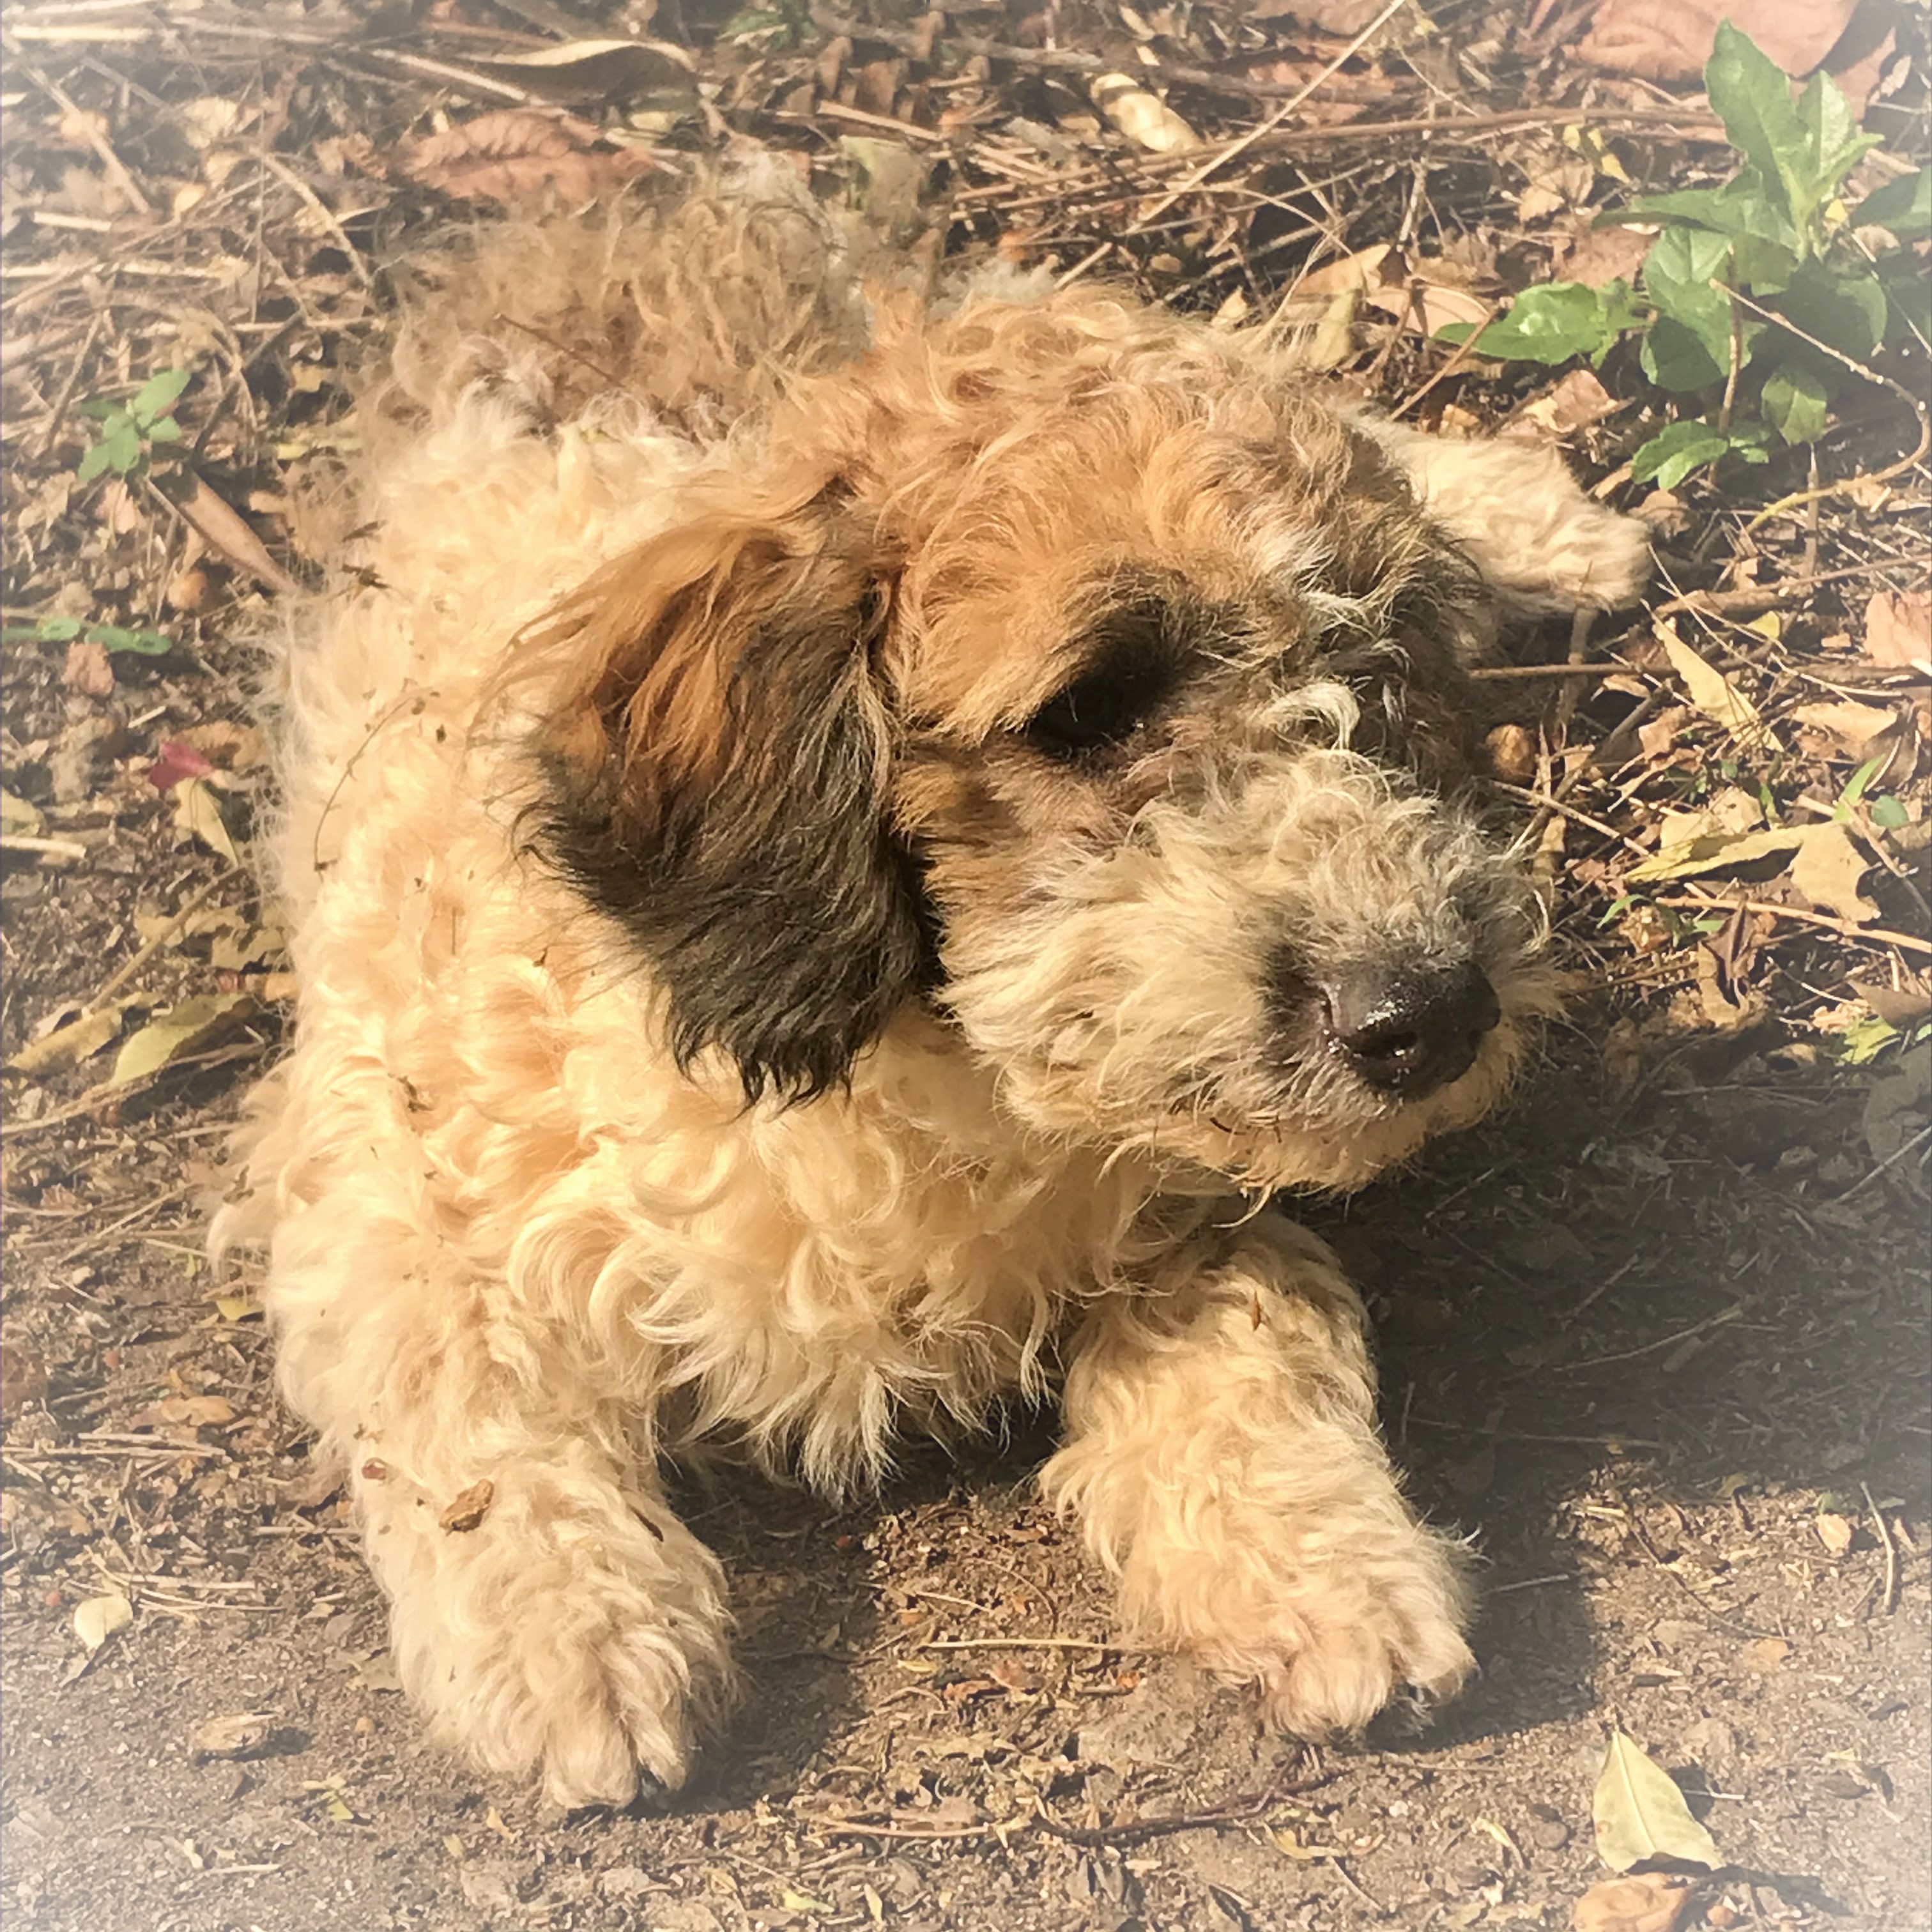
(220, 177), (1648, 1805)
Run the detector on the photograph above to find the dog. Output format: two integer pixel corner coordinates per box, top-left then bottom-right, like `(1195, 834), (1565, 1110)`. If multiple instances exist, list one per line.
(217, 171), (1648, 1807)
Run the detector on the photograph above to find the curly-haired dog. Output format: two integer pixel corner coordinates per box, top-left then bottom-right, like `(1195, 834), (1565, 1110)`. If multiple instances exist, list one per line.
(218, 177), (1648, 1805)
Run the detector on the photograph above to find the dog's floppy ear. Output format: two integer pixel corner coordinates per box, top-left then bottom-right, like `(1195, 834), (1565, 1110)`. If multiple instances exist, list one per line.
(525, 470), (929, 1103)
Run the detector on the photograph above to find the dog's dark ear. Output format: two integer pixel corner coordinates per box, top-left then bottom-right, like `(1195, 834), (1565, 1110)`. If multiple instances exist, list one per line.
(523, 472), (928, 1102)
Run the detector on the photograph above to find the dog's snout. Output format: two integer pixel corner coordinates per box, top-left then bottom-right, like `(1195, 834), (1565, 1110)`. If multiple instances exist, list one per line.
(1319, 961), (1501, 1100)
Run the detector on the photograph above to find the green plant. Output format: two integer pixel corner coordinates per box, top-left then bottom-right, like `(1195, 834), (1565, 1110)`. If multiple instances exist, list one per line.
(1439, 23), (1929, 491)
(0, 615), (173, 655)
(75, 367), (190, 484)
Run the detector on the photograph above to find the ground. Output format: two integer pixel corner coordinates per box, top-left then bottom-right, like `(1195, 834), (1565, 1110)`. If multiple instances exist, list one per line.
(3, 4), (1928, 1930)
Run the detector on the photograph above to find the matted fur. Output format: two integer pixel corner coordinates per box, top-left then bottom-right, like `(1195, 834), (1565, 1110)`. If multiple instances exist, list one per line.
(217, 172), (1648, 1805)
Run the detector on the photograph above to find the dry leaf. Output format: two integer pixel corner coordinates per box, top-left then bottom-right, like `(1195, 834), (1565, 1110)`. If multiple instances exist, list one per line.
(1816, 1512), (1856, 1556)
(439, 1479), (496, 1533)
(1296, 244), (1393, 298)
(108, 992), (256, 1089)
(1790, 820), (1880, 924)
(1864, 590), (1931, 672)
(1515, 367), (1620, 436)
(1572, 1871), (1699, 1932)
(171, 778), (240, 864)
(1791, 698), (1900, 758)
(466, 38), (696, 107)
(1626, 823), (1805, 884)
(1, 789), (45, 836)
(6, 1002), (126, 1078)
(61, 639), (115, 697)
(1575, 0), (1860, 82)
(131, 1393), (236, 1429)
(1740, 1636), (1791, 1672)
(173, 475), (298, 595)
(401, 111), (657, 206)
(1089, 75), (1199, 153)
(189, 1712), (277, 1761)
(149, 738), (217, 791)
(73, 1593), (133, 1655)
(1658, 622), (1765, 748)
(1592, 1729), (1720, 1873)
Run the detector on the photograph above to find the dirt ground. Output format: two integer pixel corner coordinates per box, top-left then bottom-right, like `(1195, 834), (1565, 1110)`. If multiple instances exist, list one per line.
(3, 4), (1929, 1929)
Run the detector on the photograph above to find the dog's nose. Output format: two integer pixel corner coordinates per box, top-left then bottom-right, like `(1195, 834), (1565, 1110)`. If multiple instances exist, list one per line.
(1319, 961), (1501, 1100)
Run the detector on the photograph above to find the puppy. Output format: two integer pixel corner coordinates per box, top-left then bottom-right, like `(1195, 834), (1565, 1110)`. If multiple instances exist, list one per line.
(218, 174), (1648, 1806)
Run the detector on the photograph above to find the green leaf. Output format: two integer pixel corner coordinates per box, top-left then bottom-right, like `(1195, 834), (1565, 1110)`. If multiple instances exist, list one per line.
(1619, 178), (1795, 250)
(102, 420), (144, 473)
(75, 440), (114, 483)
(144, 416), (183, 444)
(1731, 231), (1797, 294)
(1705, 23), (1808, 236)
(1795, 71), (1883, 218)
(1458, 282), (1627, 364)
(1870, 795), (1910, 830)
(1642, 226), (1740, 387)
(1631, 419), (1732, 489)
(131, 366), (191, 424)
(85, 623), (174, 656)
(1593, 1729), (1721, 1873)
(1776, 259), (1887, 368)
(30, 616), (85, 641)
(76, 395), (125, 422)
(1761, 361), (1830, 444)
(1853, 166), (1931, 236)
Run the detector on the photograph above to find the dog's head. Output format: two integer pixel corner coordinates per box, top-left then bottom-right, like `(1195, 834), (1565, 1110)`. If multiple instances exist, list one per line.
(527, 289), (1644, 1191)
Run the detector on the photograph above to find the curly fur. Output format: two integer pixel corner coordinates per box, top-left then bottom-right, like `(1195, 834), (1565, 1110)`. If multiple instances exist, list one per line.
(217, 172), (1648, 1805)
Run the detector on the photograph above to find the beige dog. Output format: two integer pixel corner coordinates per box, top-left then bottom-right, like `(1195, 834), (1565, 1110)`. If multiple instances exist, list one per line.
(218, 173), (1647, 1806)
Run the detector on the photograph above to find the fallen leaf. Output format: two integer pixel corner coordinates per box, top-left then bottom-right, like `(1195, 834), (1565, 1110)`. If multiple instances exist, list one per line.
(178, 720), (268, 770)
(172, 474), (298, 595)
(1, 1341), (50, 1415)
(73, 1592), (133, 1655)
(1658, 622), (1765, 748)
(61, 638), (114, 696)
(130, 1394), (235, 1429)
(1864, 590), (1931, 671)
(1574, 0), (1859, 82)
(1791, 698), (1901, 758)
(1572, 1871), (1699, 1932)
(1, 789), (45, 836)
(1851, 977), (1932, 1027)
(354, 1650), (402, 1693)
(1090, 74), (1199, 153)
(108, 992), (256, 1089)
(1515, 367), (1620, 436)
(1861, 1041), (1931, 1164)
(171, 776), (240, 863)
(189, 1712), (277, 1761)
(1790, 820), (1880, 924)
(1246, 0), (1397, 27)
(439, 1479), (495, 1533)
(6, 1002), (126, 1077)
(467, 37), (696, 107)
(148, 738), (216, 791)
(1592, 1729), (1720, 1873)
(1816, 1512), (1856, 1556)
(1740, 1636), (1791, 1672)
(1626, 823), (1805, 884)
(399, 111), (656, 207)
(1295, 243), (1393, 298)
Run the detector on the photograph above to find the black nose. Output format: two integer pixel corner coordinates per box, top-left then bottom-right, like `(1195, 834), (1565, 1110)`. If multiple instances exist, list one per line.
(1319, 961), (1501, 1100)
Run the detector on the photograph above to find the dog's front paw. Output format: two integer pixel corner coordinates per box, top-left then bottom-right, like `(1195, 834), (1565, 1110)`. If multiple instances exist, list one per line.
(1253, 1563), (1474, 1738)
(372, 1475), (738, 1806)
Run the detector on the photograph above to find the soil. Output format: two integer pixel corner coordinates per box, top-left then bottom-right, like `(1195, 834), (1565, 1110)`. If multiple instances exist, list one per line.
(3, 5), (1929, 1929)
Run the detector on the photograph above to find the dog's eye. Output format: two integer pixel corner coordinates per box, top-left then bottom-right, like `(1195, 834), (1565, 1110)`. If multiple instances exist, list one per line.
(1023, 604), (1184, 763)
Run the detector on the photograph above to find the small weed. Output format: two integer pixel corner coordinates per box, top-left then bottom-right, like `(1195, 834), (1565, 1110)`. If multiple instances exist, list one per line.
(1439, 24), (1928, 491)
(0, 615), (173, 656)
(75, 366), (191, 484)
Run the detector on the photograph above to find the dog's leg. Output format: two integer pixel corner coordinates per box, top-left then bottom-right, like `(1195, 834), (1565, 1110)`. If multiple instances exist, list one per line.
(1042, 1218), (1471, 1733)
(271, 1210), (736, 1806)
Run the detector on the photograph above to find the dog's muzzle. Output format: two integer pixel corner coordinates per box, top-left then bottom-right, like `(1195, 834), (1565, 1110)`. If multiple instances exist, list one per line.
(1316, 958), (1501, 1100)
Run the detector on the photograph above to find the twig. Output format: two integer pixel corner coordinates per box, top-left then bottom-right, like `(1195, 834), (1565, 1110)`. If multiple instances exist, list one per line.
(1860, 1482), (1901, 1615)
(1712, 286), (1932, 531)
(1654, 894), (1932, 958)
(89, 870), (238, 1011)
(1841, 1123), (1932, 1202)
(919, 1636), (1112, 1652)
(1390, 300), (1501, 420)
(31, 309), (103, 459)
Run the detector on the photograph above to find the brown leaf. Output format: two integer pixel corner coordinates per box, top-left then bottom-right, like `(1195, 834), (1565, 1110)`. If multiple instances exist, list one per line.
(130, 1394), (236, 1429)
(1791, 697), (1900, 758)
(439, 1479), (495, 1533)
(1740, 1636), (1791, 1672)
(1089, 75), (1199, 154)
(189, 1712), (279, 1762)
(1572, 1871), (1698, 1932)
(1575, 0), (1859, 82)
(1790, 820), (1880, 925)
(399, 111), (656, 208)
(1864, 590), (1931, 671)
(1816, 1512), (1856, 1556)
(173, 475), (298, 595)
(1514, 367), (1621, 436)
(61, 639), (115, 698)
